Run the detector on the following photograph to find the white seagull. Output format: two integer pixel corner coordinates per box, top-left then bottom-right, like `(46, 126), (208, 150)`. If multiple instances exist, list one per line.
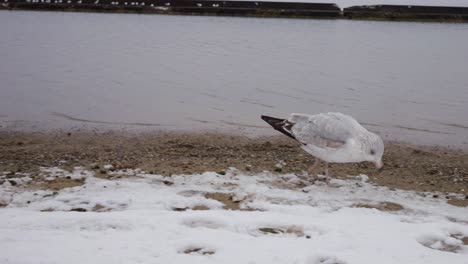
(261, 112), (384, 177)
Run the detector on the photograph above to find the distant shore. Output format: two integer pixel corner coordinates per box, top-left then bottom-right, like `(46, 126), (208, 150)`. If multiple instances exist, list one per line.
(2, 0), (468, 22)
(1, 131), (467, 205)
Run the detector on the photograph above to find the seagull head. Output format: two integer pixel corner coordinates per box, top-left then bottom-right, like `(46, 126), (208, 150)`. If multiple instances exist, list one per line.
(364, 132), (384, 171)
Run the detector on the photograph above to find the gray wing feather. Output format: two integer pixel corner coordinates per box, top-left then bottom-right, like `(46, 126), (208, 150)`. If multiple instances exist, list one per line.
(288, 113), (361, 148)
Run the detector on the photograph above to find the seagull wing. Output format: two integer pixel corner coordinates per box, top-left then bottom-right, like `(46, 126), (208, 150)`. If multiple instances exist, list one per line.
(288, 113), (360, 149)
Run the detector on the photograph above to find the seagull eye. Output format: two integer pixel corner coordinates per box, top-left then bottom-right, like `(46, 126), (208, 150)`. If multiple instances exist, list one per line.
(370, 149), (375, 155)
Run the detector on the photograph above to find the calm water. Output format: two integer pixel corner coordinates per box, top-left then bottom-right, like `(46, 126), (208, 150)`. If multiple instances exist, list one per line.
(1, 11), (468, 147)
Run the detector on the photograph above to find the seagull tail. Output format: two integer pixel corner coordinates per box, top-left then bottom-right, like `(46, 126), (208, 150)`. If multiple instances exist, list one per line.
(261, 115), (296, 140)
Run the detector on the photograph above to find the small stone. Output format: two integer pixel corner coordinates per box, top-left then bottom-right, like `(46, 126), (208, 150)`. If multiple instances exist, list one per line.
(162, 180), (173, 186)
(8, 180), (17, 186)
(412, 149), (422, 154)
(92, 204), (107, 212)
(70, 208), (87, 212)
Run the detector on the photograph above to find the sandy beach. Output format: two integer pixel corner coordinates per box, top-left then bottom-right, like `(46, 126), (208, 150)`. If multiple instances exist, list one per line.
(1, 130), (467, 206)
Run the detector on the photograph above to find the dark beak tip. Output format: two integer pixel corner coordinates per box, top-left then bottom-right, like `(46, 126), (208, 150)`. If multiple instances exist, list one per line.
(378, 166), (384, 172)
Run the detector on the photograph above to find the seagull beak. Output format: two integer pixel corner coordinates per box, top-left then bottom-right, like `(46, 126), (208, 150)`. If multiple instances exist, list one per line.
(375, 160), (384, 172)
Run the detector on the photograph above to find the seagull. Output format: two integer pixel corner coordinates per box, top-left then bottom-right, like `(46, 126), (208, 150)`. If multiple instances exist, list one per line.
(261, 112), (384, 178)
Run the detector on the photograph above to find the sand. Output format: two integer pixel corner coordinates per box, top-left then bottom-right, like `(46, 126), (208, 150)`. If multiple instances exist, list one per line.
(0, 130), (467, 205)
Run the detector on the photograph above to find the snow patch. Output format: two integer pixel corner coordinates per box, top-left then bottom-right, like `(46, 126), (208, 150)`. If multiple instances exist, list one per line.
(0, 167), (467, 264)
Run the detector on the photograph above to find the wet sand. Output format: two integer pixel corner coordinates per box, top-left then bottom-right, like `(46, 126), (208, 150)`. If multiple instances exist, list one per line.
(1, 131), (467, 205)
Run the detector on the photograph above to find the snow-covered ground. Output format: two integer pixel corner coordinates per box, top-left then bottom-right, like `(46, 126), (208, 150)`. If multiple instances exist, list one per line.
(1, 167), (467, 264)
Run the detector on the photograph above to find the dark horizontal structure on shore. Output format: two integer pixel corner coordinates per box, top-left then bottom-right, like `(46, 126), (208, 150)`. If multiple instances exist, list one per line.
(2, 0), (468, 22)
(0, 0), (341, 18)
(344, 4), (468, 22)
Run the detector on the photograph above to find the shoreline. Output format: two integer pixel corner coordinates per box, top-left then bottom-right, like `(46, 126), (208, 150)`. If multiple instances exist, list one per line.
(2, 1), (468, 23)
(1, 130), (467, 202)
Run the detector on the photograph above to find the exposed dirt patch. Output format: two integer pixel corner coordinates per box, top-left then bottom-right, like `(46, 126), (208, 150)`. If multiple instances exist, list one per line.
(447, 199), (468, 207)
(311, 255), (347, 264)
(258, 226), (304, 237)
(259, 227), (283, 234)
(353, 201), (404, 211)
(182, 247), (215, 255)
(419, 234), (468, 253)
(92, 204), (111, 212)
(463, 237), (468, 246)
(39, 178), (85, 190)
(172, 205), (210, 211)
(204, 192), (242, 210)
(0, 131), (467, 194)
(192, 205), (210, 210)
(178, 190), (203, 197)
(40, 208), (55, 212)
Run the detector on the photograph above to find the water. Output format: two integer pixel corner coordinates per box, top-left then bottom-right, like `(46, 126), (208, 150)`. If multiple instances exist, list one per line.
(1, 11), (468, 147)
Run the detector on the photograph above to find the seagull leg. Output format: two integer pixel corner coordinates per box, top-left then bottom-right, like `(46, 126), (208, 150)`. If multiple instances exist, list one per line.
(307, 158), (320, 179)
(323, 161), (332, 184)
